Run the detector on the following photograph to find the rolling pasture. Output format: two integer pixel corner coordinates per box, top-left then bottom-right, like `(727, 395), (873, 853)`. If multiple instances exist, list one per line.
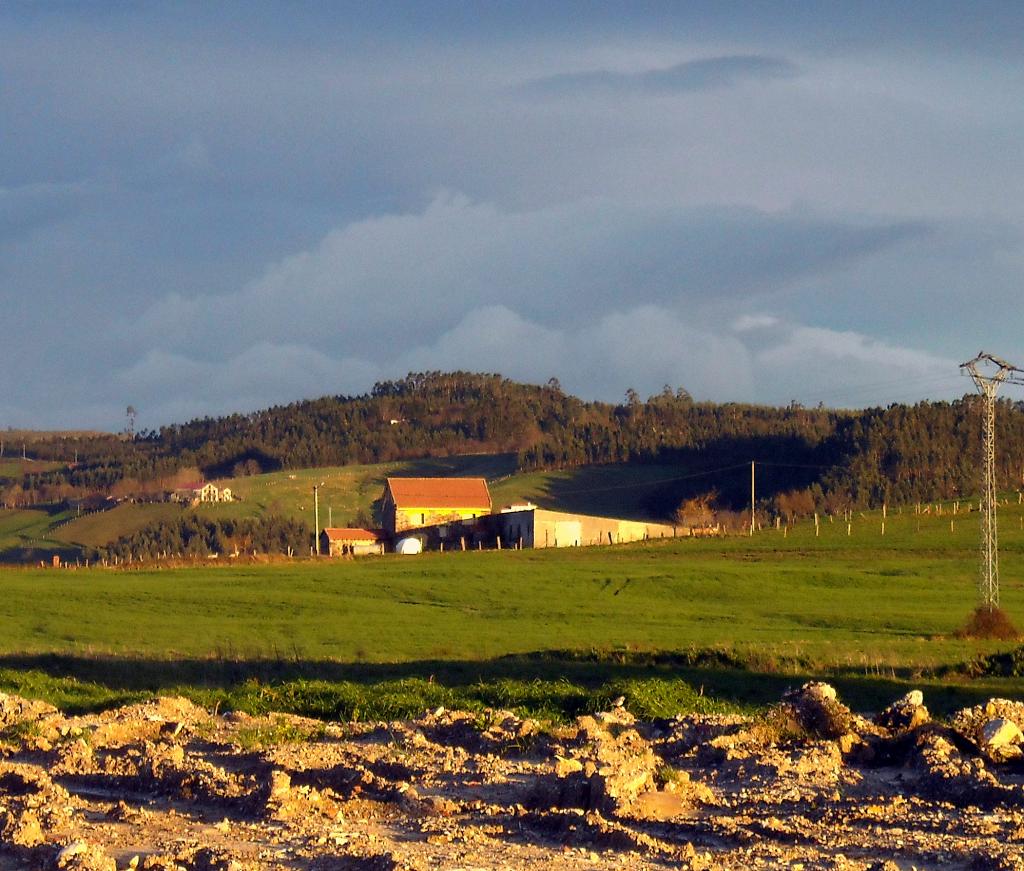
(2, 501), (1024, 719)
(201, 452), (518, 524)
(198, 451), (697, 525)
(7, 452), (693, 558)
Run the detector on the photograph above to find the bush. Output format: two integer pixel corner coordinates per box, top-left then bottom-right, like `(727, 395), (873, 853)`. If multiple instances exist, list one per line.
(957, 605), (1019, 640)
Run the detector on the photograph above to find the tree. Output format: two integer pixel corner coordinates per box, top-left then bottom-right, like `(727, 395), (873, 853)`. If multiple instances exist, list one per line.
(674, 491), (719, 528)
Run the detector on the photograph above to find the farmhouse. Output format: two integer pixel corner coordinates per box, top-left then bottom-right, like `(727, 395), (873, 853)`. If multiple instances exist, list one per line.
(380, 477), (492, 537)
(374, 476), (684, 553)
(319, 527), (385, 556)
(170, 482), (234, 504)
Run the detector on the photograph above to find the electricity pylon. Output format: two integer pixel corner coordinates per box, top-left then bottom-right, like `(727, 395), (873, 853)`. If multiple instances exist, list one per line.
(960, 352), (1024, 610)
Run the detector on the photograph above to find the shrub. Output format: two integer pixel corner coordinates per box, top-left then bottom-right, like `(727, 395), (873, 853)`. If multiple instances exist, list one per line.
(957, 605), (1019, 640)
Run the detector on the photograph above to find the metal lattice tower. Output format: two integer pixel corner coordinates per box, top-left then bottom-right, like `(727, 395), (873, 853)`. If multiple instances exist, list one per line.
(960, 352), (1024, 610)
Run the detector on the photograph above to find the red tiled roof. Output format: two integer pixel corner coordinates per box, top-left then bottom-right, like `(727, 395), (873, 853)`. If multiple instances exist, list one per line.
(385, 477), (492, 509)
(322, 528), (384, 542)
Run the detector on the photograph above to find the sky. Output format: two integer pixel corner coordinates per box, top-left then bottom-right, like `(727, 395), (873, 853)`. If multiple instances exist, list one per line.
(2, 1), (1023, 430)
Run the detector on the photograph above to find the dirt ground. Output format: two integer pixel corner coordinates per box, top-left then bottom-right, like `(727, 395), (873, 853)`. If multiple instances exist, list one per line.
(3, 684), (1024, 870)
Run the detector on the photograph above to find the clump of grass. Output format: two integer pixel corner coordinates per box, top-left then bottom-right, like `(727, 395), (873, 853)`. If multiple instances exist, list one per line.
(0, 719), (45, 746)
(957, 605), (1019, 640)
(599, 677), (738, 720)
(654, 762), (685, 789)
(0, 668), (146, 714)
(746, 705), (812, 745)
(234, 717), (326, 751)
(469, 678), (589, 723)
(54, 725), (91, 747)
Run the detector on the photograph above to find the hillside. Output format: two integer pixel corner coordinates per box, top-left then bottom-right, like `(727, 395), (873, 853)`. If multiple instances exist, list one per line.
(0, 507), (80, 563)
(41, 453), (677, 559)
(6, 372), (1024, 528)
(50, 503), (183, 548)
(204, 452), (518, 524)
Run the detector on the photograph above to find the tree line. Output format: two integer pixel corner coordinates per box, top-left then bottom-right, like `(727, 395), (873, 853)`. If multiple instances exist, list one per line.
(6, 372), (1024, 515)
(89, 515), (311, 563)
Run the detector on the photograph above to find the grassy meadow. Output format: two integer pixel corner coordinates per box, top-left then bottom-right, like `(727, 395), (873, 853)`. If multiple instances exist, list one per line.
(0, 506), (81, 563)
(203, 452), (519, 524)
(0, 458), (64, 479)
(4, 452), (693, 559)
(2, 498), (1024, 720)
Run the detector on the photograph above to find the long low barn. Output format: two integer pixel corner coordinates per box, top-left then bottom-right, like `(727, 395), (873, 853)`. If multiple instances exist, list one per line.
(492, 506), (683, 549)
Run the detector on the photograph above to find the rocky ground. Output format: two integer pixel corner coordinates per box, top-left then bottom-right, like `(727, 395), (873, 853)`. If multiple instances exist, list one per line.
(3, 684), (1024, 870)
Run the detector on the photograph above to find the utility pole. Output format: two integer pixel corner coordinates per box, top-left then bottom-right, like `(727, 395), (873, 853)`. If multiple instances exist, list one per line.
(313, 481), (325, 555)
(750, 461), (755, 536)
(960, 352), (1024, 610)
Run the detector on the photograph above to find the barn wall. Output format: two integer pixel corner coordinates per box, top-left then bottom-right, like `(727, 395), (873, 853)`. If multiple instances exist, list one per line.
(494, 509), (683, 549)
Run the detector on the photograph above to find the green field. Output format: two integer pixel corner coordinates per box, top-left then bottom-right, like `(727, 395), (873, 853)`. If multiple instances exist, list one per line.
(0, 458), (64, 479)
(51, 503), (183, 548)
(2, 501), (1024, 719)
(41, 452), (688, 551)
(488, 462), (703, 520)
(204, 452), (517, 523)
(0, 507), (80, 562)
(148, 452), (699, 528)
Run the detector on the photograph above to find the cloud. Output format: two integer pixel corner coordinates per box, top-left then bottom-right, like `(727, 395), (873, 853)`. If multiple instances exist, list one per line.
(397, 304), (963, 409)
(732, 314), (780, 332)
(522, 55), (799, 97)
(396, 304), (753, 402)
(1, 6), (1021, 430)
(732, 315), (963, 406)
(129, 193), (927, 363)
(114, 344), (381, 423)
(0, 180), (93, 244)
(86, 193), (948, 424)
(110, 303), (965, 427)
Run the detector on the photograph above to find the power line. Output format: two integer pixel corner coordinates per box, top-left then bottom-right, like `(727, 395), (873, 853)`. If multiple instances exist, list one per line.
(531, 458), (852, 497)
(960, 351), (1024, 611)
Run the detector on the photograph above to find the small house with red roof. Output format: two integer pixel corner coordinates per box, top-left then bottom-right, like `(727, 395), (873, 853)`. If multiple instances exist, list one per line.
(319, 527), (385, 557)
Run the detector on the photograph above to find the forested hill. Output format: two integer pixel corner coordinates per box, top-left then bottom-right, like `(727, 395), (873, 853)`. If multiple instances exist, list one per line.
(8, 371), (1024, 511)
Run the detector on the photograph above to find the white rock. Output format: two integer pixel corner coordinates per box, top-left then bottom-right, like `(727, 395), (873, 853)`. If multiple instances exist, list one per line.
(803, 682), (837, 701)
(982, 717), (1023, 749)
(900, 690), (924, 707)
(56, 842), (89, 865)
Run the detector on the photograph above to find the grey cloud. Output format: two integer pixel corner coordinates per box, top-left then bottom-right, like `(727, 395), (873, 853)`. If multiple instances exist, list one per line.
(0, 181), (93, 244)
(128, 195), (929, 368)
(405, 306), (965, 409)
(113, 344), (382, 425)
(1, 5), (1021, 429)
(521, 55), (799, 97)
(730, 315), (964, 407)
(395, 304), (753, 402)
(112, 305), (964, 427)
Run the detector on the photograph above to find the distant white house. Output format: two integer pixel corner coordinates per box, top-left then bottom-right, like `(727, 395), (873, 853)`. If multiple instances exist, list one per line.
(171, 482), (235, 504)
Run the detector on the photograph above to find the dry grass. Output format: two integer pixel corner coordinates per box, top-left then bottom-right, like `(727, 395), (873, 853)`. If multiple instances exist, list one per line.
(957, 605), (1020, 640)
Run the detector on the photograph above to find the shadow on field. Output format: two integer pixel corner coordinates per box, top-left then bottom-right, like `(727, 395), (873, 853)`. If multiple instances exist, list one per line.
(0, 544), (84, 565)
(497, 436), (824, 521)
(0, 649), (1005, 718)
